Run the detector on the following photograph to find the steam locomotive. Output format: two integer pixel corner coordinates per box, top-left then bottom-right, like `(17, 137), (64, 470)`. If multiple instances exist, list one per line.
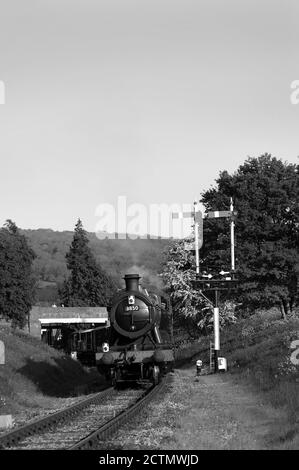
(96, 274), (174, 386)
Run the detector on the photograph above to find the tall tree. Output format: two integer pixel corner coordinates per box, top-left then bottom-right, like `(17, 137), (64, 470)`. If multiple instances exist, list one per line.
(59, 219), (116, 306)
(200, 154), (299, 318)
(161, 238), (237, 334)
(0, 220), (36, 328)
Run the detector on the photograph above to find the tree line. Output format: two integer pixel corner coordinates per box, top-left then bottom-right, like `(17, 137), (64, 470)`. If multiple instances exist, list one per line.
(0, 219), (116, 328)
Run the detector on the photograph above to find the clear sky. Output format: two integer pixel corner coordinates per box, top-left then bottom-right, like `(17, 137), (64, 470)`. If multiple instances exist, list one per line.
(0, 0), (298, 234)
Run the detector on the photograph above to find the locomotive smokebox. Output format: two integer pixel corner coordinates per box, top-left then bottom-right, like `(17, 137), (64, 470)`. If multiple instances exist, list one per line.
(124, 274), (141, 292)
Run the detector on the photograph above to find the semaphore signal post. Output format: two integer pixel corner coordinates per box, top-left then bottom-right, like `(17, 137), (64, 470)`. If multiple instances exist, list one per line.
(191, 198), (238, 373)
(172, 198), (237, 373)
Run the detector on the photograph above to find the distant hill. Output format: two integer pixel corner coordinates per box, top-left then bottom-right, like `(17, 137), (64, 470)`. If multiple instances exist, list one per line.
(21, 229), (172, 304)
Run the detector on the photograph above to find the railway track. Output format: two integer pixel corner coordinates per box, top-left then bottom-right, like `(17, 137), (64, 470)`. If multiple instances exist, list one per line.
(0, 379), (169, 450)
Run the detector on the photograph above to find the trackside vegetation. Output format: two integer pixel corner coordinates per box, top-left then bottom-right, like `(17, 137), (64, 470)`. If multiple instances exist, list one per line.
(0, 325), (102, 420)
(219, 309), (299, 448)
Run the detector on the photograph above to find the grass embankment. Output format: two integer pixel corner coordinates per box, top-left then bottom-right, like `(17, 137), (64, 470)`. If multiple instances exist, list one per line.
(0, 325), (103, 419)
(218, 309), (299, 448)
(175, 309), (299, 447)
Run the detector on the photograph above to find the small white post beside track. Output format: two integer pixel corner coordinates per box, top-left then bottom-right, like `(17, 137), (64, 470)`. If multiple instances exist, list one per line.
(0, 340), (13, 430)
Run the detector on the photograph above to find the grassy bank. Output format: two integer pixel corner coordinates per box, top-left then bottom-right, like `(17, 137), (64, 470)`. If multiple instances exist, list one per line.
(0, 325), (103, 418)
(217, 309), (299, 447)
(173, 309), (299, 448)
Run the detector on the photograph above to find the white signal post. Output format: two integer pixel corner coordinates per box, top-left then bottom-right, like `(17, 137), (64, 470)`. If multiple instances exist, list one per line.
(230, 197), (235, 273)
(0, 341), (4, 365)
(174, 200), (237, 373)
(194, 201), (200, 276)
(214, 293), (220, 351)
(214, 310), (220, 350)
(204, 200), (237, 372)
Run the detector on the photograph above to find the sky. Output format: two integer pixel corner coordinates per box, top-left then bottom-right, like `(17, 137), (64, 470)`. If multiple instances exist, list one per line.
(0, 0), (298, 236)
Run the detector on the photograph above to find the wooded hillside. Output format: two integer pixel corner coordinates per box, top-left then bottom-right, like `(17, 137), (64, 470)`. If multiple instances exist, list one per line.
(22, 229), (171, 304)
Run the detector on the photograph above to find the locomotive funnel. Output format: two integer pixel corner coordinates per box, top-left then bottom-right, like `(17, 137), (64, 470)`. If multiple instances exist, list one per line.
(124, 274), (141, 292)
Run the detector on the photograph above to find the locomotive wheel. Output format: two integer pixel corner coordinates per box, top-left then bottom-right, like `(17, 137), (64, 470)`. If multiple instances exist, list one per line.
(152, 365), (160, 385)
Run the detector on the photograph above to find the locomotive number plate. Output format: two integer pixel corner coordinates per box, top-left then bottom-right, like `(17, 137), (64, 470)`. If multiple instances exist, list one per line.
(125, 305), (139, 311)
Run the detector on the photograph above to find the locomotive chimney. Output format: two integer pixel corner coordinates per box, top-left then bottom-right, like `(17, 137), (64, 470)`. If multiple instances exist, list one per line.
(124, 274), (141, 292)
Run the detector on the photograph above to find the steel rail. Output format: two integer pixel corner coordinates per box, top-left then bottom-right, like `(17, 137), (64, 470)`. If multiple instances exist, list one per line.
(0, 386), (112, 449)
(69, 377), (170, 450)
